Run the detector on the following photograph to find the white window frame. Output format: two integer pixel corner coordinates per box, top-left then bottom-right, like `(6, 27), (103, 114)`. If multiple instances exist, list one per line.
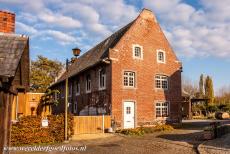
(99, 69), (106, 90)
(157, 49), (166, 63)
(155, 74), (168, 90)
(156, 102), (169, 118)
(132, 44), (143, 59)
(86, 75), (91, 93)
(76, 81), (80, 96)
(123, 71), (135, 88)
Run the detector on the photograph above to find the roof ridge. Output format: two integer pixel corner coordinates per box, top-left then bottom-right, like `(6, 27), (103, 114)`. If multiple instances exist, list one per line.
(52, 19), (136, 86)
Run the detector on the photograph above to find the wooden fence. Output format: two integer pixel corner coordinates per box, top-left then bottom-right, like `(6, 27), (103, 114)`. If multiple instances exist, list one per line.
(73, 115), (111, 134)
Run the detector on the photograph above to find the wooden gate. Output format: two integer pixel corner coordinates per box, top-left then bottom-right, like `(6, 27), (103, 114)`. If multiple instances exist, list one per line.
(73, 115), (111, 134)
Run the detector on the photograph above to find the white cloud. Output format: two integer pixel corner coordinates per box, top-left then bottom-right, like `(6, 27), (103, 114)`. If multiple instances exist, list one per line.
(39, 30), (77, 45)
(38, 11), (82, 29)
(143, 0), (230, 59)
(16, 22), (38, 34)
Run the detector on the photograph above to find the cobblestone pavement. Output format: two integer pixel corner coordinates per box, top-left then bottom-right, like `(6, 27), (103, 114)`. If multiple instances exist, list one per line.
(10, 129), (204, 154)
(198, 133), (230, 154)
(11, 120), (229, 154)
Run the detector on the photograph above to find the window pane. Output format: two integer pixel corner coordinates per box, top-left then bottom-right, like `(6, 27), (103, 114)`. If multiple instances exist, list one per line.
(126, 107), (131, 114)
(156, 107), (161, 117)
(134, 47), (141, 57)
(124, 71), (135, 87)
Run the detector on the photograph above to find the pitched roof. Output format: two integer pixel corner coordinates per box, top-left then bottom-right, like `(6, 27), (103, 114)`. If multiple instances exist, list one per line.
(0, 34), (28, 77)
(53, 20), (135, 85)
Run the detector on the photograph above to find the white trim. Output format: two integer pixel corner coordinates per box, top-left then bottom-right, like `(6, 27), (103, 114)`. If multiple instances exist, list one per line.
(157, 49), (166, 63)
(98, 69), (106, 90)
(132, 44), (143, 60)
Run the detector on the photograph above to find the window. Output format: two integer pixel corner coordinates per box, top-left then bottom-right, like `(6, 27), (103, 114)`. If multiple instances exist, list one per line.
(74, 102), (77, 114)
(155, 75), (168, 90)
(133, 44), (143, 59)
(99, 69), (106, 90)
(86, 75), (91, 93)
(68, 84), (72, 97)
(124, 71), (135, 87)
(126, 107), (131, 114)
(156, 102), (169, 117)
(76, 80), (80, 95)
(157, 49), (166, 63)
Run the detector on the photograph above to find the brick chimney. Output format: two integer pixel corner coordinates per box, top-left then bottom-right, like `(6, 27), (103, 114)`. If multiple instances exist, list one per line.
(0, 10), (15, 33)
(139, 8), (157, 23)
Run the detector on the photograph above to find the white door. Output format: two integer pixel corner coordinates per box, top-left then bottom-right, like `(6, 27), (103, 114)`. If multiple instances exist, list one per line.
(124, 101), (135, 129)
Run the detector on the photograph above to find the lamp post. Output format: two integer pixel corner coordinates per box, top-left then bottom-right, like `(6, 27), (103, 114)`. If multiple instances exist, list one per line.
(64, 47), (81, 142)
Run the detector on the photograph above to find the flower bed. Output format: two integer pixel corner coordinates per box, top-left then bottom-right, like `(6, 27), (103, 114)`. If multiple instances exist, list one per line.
(116, 124), (174, 136)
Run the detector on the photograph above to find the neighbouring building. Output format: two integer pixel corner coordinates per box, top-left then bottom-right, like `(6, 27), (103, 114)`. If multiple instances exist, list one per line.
(0, 10), (30, 153)
(51, 9), (183, 129)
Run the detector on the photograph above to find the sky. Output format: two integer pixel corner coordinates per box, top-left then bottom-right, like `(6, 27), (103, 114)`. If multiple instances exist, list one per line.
(0, 0), (230, 94)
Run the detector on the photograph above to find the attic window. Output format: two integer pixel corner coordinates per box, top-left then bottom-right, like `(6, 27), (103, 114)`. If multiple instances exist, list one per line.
(132, 44), (143, 59)
(157, 49), (166, 63)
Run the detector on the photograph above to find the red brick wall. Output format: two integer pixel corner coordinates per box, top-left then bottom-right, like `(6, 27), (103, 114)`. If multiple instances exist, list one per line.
(0, 10), (15, 33)
(110, 9), (182, 127)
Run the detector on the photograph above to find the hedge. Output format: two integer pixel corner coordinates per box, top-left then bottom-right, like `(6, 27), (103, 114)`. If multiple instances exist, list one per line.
(11, 114), (73, 146)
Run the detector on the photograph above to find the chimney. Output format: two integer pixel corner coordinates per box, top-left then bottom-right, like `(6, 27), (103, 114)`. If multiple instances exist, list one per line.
(0, 10), (15, 33)
(139, 8), (157, 23)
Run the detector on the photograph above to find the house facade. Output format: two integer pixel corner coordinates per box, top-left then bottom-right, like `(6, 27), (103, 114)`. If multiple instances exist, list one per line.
(51, 9), (182, 128)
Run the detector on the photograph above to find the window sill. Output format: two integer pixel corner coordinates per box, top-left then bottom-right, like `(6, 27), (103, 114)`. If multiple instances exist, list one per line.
(123, 87), (136, 90)
(155, 88), (168, 91)
(157, 61), (166, 64)
(156, 117), (169, 120)
(99, 87), (106, 91)
(86, 91), (91, 94)
(133, 57), (143, 60)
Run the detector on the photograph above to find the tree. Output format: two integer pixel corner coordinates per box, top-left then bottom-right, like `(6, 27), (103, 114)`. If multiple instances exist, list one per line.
(30, 55), (64, 92)
(205, 76), (214, 104)
(199, 74), (204, 98)
(182, 76), (198, 96)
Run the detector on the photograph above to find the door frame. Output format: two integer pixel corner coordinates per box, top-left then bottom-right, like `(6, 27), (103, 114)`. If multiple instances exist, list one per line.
(122, 100), (136, 129)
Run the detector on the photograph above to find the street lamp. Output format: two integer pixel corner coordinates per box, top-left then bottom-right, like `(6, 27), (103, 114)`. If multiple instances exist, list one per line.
(64, 47), (81, 142)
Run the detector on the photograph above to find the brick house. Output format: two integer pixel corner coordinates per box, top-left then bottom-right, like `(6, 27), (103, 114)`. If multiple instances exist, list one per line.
(51, 9), (183, 128)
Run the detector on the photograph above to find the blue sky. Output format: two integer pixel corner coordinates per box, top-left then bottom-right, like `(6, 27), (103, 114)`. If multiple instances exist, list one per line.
(1, 0), (230, 94)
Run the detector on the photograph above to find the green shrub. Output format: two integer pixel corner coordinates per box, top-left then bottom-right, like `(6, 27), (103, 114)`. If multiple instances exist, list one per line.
(154, 124), (174, 132)
(11, 114), (73, 146)
(116, 127), (145, 136)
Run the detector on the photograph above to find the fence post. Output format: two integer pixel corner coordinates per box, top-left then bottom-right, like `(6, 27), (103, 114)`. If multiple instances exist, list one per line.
(102, 114), (104, 133)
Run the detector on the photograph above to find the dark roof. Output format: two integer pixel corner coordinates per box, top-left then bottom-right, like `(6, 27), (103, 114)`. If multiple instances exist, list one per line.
(0, 34), (28, 77)
(54, 20), (135, 85)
